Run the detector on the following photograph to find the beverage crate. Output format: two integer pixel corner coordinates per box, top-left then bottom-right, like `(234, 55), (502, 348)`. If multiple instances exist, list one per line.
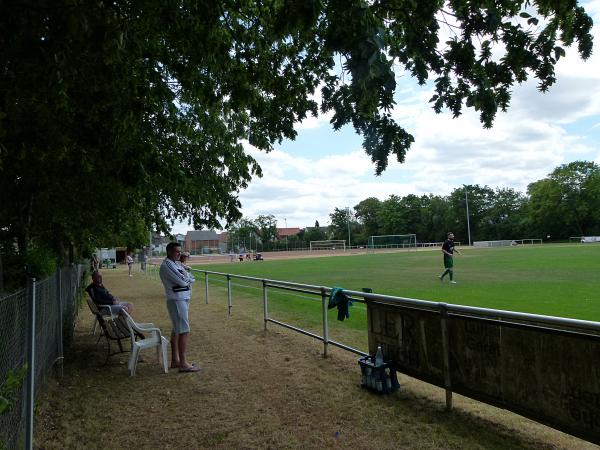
(358, 355), (400, 394)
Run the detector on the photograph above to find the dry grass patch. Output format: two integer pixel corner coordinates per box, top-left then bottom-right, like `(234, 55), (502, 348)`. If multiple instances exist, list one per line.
(34, 267), (597, 449)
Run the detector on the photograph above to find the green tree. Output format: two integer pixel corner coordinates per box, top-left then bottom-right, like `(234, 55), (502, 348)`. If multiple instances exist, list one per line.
(329, 208), (352, 242)
(0, 1), (593, 281)
(304, 226), (327, 244)
(448, 185), (495, 242)
(254, 215), (279, 248)
(528, 161), (600, 239)
(227, 219), (258, 252)
(398, 194), (423, 238)
(354, 197), (382, 238)
(418, 194), (453, 242)
(481, 188), (529, 239)
(377, 195), (405, 235)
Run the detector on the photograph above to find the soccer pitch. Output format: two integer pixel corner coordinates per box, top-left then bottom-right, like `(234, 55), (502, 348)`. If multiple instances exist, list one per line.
(197, 244), (600, 322)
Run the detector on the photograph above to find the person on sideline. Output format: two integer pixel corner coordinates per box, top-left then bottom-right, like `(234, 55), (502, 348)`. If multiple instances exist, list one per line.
(439, 232), (461, 284)
(159, 242), (198, 373)
(178, 252), (193, 298)
(86, 271), (133, 314)
(179, 251), (191, 271)
(91, 254), (100, 272)
(126, 252), (134, 276)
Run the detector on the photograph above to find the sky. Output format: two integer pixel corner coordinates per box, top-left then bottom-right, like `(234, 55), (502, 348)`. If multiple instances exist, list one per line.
(173, 1), (600, 234)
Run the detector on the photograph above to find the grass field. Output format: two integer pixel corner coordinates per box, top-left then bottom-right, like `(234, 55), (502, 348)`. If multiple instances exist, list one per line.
(195, 244), (600, 322)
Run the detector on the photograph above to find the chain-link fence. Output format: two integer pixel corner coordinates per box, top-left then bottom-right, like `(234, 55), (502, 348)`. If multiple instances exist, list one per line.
(0, 264), (84, 450)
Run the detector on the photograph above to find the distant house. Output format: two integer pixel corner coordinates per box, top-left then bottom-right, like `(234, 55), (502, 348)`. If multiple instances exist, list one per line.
(151, 232), (169, 255)
(185, 230), (220, 254)
(277, 227), (301, 240)
(175, 234), (185, 248)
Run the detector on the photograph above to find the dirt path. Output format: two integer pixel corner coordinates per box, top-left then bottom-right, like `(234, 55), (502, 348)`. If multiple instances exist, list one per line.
(35, 268), (597, 449)
(149, 247), (432, 265)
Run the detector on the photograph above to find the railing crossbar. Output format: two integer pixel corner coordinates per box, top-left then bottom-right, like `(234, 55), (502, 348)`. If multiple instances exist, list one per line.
(328, 339), (368, 356)
(266, 318), (324, 341)
(264, 283), (320, 296)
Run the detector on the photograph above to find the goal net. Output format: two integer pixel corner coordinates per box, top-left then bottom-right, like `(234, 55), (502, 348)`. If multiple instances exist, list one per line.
(367, 234), (417, 252)
(310, 240), (346, 251)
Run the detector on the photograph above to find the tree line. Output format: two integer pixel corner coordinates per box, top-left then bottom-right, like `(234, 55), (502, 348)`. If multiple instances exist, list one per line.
(228, 161), (600, 249)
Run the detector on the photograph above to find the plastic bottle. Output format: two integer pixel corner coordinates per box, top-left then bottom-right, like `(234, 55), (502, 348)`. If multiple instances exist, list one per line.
(365, 367), (372, 388)
(375, 345), (384, 367)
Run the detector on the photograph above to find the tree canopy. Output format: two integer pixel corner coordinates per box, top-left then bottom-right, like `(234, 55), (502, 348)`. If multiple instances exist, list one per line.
(0, 1), (594, 282)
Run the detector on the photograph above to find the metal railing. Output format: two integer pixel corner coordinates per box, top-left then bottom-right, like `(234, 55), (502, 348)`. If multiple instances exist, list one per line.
(144, 264), (368, 357)
(144, 264), (600, 360)
(0, 265), (84, 450)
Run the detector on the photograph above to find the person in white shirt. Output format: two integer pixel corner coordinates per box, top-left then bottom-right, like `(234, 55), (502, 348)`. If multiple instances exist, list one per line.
(126, 253), (134, 276)
(159, 242), (198, 373)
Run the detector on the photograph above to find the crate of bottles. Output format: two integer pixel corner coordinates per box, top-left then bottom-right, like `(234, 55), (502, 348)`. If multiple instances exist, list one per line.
(358, 355), (400, 394)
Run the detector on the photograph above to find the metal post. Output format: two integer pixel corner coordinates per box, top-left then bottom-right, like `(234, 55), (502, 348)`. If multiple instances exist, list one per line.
(465, 188), (472, 246)
(262, 280), (268, 331)
(439, 303), (453, 411)
(204, 272), (209, 304)
(56, 269), (63, 377)
(347, 207), (351, 249)
(320, 287), (329, 358)
(227, 275), (232, 316)
(25, 277), (36, 450)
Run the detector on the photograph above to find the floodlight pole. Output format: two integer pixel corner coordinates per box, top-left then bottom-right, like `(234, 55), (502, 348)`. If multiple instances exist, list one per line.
(465, 188), (472, 246)
(284, 218), (288, 251)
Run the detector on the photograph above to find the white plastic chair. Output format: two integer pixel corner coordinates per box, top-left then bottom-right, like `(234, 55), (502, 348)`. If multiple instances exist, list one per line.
(121, 310), (169, 376)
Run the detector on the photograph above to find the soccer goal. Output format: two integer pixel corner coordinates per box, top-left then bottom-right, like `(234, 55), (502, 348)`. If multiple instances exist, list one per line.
(310, 240), (346, 251)
(367, 234), (417, 252)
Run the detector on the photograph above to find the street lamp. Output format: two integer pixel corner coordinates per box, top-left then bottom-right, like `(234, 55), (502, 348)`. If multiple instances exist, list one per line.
(465, 187), (472, 246)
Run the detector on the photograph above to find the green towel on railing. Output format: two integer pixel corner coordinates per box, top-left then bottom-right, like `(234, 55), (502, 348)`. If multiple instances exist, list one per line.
(328, 287), (352, 321)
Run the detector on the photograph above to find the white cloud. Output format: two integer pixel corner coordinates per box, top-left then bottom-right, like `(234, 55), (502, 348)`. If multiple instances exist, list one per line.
(295, 112), (333, 130)
(294, 84), (334, 130)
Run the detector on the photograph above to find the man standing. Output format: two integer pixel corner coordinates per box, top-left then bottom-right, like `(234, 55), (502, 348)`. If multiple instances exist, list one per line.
(159, 242), (198, 373)
(439, 232), (460, 284)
